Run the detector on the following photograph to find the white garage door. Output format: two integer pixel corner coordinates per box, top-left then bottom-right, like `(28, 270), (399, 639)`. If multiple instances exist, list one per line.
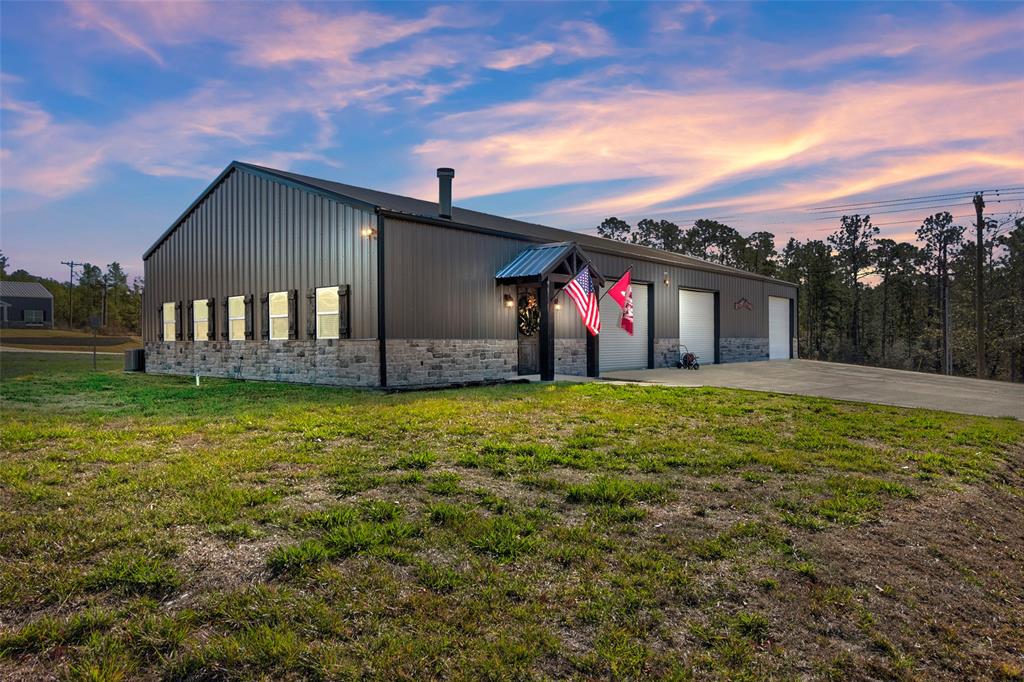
(679, 290), (716, 365)
(769, 296), (791, 360)
(599, 283), (649, 371)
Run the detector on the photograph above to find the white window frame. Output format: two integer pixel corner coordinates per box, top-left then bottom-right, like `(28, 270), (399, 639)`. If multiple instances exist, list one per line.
(24, 309), (44, 324)
(228, 295), (246, 341)
(192, 299), (209, 343)
(269, 291), (289, 341)
(163, 302), (176, 342)
(315, 286), (341, 340)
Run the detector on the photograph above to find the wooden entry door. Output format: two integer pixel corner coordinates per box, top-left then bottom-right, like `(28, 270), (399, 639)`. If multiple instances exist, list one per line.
(516, 287), (540, 375)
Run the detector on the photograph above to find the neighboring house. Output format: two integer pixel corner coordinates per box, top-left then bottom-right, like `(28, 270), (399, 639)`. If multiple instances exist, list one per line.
(0, 281), (54, 328)
(142, 161), (797, 388)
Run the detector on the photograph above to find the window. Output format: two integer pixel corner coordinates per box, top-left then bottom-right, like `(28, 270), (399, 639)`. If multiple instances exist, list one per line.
(193, 299), (209, 342)
(24, 309), (43, 324)
(163, 302), (176, 342)
(228, 295), (246, 341)
(316, 286), (340, 339)
(269, 291), (289, 340)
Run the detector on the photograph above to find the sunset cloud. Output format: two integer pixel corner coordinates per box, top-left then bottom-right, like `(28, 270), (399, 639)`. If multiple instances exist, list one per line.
(2, 2), (1022, 278)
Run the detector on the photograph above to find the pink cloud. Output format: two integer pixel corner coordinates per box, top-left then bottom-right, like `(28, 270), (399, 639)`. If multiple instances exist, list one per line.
(408, 77), (1023, 241)
(486, 43), (558, 70)
(485, 20), (615, 71)
(65, 0), (166, 66)
(232, 5), (454, 66)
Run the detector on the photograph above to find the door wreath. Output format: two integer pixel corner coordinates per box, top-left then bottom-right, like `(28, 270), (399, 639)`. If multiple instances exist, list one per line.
(517, 292), (540, 336)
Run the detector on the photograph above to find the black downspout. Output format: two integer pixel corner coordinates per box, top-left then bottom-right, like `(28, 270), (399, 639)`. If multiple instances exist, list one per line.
(713, 291), (721, 365)
(647, 283), (655, 369)
(790, 294), (796, 359)
(376, 213), (387, 388)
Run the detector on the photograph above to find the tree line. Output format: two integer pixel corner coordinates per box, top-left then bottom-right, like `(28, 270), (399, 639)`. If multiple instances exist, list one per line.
(0, 252), (143, 334)
(597, 213), (1024, 382)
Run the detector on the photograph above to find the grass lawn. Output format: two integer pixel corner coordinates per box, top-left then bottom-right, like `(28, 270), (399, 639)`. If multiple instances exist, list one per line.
(1, 353), (1022, 680)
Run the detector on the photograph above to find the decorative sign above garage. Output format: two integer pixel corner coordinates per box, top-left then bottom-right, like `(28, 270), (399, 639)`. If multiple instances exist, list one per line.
(734, 298), (754, 311)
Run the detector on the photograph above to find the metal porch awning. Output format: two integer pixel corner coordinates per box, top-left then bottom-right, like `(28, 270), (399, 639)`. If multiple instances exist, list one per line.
(495, 242), (605, 286)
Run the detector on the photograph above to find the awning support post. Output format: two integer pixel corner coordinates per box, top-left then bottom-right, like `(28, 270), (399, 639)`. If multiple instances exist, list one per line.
(539, 278), (554, 381)
(586, 330), (599, 378)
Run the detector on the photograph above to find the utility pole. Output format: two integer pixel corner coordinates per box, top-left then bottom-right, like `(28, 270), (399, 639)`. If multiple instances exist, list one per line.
(941, 241), (952, 375)
(973, 193), (985, 379)
(60, 260), (81, 329)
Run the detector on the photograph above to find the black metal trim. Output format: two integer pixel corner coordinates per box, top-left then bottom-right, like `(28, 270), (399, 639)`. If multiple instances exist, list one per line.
(789, 296), (796, 359)
(714, 291), (721, 365)
(376, 213), (387, 388)
(647, 283), (655, 369)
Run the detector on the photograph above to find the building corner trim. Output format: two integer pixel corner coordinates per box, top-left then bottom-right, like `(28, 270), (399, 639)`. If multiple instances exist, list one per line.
(377, 213), (388, 388)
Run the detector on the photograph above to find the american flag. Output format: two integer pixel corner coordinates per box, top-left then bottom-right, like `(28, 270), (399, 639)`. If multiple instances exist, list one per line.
(564, 268), (601, 335)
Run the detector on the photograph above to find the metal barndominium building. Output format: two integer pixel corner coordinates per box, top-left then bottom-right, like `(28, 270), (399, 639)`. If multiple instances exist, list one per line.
(141, 162), (798, 387)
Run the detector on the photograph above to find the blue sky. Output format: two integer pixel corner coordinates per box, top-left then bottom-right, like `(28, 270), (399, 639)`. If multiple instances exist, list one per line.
(2, 1), (1022, 280)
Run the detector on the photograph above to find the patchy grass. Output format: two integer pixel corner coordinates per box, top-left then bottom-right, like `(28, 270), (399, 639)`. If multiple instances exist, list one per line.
(1, 351), (1023, 680)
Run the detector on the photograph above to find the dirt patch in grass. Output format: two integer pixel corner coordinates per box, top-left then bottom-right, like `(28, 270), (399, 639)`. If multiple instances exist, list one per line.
(798, 467), (1024, 679)
(171, 531), (285, 606)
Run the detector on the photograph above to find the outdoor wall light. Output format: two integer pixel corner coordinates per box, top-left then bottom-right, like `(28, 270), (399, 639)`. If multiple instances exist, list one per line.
(503, 294), (514, 308)
(361, 226), (377, 238)
(663, 272), (670, 286)
(554, 298), (561, 310)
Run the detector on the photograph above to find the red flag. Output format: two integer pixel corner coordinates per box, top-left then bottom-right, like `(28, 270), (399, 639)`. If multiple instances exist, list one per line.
(607, 270), (634, 335)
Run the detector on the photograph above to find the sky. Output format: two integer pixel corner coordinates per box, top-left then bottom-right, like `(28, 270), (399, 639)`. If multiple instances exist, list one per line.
(1, 1), (1022, 281)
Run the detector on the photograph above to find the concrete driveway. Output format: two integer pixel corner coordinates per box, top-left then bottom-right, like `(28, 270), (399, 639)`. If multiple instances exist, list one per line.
(603, 359), (1024, 419)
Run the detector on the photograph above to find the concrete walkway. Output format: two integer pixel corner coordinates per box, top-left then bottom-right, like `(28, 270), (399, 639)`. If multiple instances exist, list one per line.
(603, 359), (1024, 419)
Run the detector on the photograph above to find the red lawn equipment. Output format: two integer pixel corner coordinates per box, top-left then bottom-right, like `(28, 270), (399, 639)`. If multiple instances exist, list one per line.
(676, 345), (700, 370)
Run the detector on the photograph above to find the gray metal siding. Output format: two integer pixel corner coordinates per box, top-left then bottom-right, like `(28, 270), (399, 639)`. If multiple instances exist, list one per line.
(383, 218), (797, 341)
(143, 168), (377, 342)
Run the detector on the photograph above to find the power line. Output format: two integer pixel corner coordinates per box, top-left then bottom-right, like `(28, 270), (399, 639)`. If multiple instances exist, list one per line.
(804, 186), (1024, 212)
(807, 189), (1024, 215)
(811, 201), (974, 220)
(811, 196), (1020, 220)
(788, 210), (1019, 234)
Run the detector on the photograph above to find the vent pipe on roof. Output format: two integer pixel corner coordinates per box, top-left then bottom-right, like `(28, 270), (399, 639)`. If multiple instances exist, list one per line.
(436, 167), (455, 219)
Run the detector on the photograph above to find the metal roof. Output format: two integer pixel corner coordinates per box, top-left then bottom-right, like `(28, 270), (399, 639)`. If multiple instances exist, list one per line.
(0, 281), (53, 299)
(495, 242), (575, 281)
(143, 161), (797, 288)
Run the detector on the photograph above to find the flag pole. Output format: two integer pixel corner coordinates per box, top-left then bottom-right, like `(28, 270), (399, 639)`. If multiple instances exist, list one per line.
(597, 265), (632, 302)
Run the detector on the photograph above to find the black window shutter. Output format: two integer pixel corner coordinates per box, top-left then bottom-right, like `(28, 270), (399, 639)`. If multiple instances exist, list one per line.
(260, 294), (269, 340)
(207, 298), (216, 340)
(158, 305), (164, 341)
(187, 301), (194, 341)
(175, 302), (183, 340)
(288, 289), (298, 339)
(340, 285), (351, 339)
(221, 298), (229, 340)
(306, 288), (316, 338)
(245, 295), (254, 340)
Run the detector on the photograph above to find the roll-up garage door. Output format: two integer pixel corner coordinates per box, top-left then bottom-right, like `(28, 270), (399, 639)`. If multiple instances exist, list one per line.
(678, 289), (715, 365)
(599, 283), (649, 371)
(768, 296), (791, 360)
